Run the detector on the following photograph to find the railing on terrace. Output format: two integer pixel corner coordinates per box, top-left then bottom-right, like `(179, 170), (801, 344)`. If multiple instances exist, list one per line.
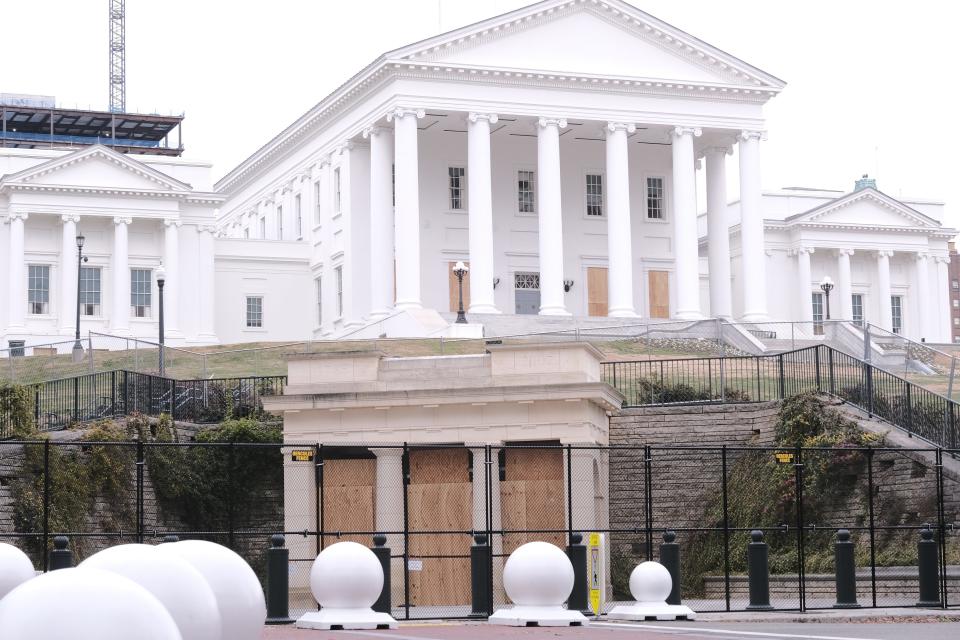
(1, 370), (285, 437)
(603, 344), (960, 450)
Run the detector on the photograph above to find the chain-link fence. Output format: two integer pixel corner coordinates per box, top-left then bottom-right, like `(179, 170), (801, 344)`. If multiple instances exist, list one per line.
(1, 440), (956, 618)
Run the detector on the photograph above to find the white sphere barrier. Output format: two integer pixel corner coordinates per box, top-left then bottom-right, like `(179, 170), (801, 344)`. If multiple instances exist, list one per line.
(0, 543), (35, 600)
(489, 541), (588, 627)
(0, 567), (182, 640)
(156, 540), (265, 640)
(80, 544), (222, 640)
(295, 541), (396, 630)
(609, 560), (696, 621)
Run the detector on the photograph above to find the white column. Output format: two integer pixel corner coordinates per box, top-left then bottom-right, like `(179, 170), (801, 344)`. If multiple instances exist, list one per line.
(60, 215), (80, 333)
(936, 256), (951, 342)
(537, 117), (569, 316)
(389, 107), (424, 311)
(605, 122), (636, 317)
(197, 225), (217, 341)
(372, 447), (405, 606)
(738, 130), (767, 321)
(914, 252), (931, 340)
(837, 249), (854, 321)
(111, 216), (132, 335)
(671, 126), (702, 319)
(7, 211), (28, 332)
(467, 112), (499, 314)
(795, 248), (814, 322)
(704, 145), (733, 319)
(163, 220), (181, 334)
(876, 250), (893, 331)
(364, 125), (395, 319)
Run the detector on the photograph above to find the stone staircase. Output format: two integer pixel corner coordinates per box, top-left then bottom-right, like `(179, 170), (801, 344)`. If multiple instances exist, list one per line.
(437, 312), (716, 340)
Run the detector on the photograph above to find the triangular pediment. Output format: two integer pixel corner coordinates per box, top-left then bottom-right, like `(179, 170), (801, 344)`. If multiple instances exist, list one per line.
(0, 145), (193, 193)
(389, 0), (784, 90)
(786, 189), (941, 229)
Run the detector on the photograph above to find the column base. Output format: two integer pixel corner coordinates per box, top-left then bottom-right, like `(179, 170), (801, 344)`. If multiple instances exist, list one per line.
(468, 303), (500, 315)
(367, 309), (394, 322)
(673, 311), (703, 321)
(607, 307), (637, 318)
(394, 300), (422, 312)
(539, 307), (571, 316)
(741, 312), (768, 322)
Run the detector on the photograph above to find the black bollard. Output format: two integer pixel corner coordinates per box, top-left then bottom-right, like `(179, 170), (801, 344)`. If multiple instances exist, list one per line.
(162, 534), (179, 543)
(567, 533), (592, 615)
(660, 530), (682, 605)
(48, 536), (72, 571)
(746, 530), (773, 610)
(371, 534), (392, 615)
(917, 525), (941, 607)
(833, 529), (860, 608)
(265, 534), (294, 624)
(470, 533), (491, 618)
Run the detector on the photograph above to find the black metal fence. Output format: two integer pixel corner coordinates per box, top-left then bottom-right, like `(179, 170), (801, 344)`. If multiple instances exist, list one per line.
(603, 345), (960, 449)
(0, 440), (956, 618)
(0, 371), (285, 436)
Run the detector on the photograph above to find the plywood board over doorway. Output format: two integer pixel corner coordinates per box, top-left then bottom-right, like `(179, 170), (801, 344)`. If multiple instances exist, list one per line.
(501, 447), (566, 554)
(407, 448), (473, 607)
(648, 270), (670, 319)
(587, 267), (609, 317)
(448, 261), (471, 313)
(321, 457), (375, 548)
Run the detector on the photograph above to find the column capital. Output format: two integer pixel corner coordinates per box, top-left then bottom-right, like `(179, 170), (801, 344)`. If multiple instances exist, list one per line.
(197, 224), (218, 235)
(334, 141), (355, 156)
(537, 117), (567, 129)
(935, 255), (951, 265)
(468, 112), (499, 124)
(738, 129), (766, 142)
(163, 219), (182, 229)
(791, 246), (815, 256)
(8, 210), (28, 222)
(836, 248), (855, 257)
(605, 121), (635, 134)
(317, 155), (332, 170)
(672, 126), (702, 138)
(915, 251), (930, 261)
(387, 107), (425, 122)
(701, 144), (733, 157)
(877, 250), (894, 258)
(60, 214), (81, 224)
(362, 124), (390, 139)
(113, 216), (132, 226)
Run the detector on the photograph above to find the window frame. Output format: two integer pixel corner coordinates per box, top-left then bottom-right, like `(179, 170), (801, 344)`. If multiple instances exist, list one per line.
(245, 295), (264, 329)
(313, 181), (322, 225)
(447, 165), (467, 212)
(851, 293), (864, 325)
(79, 266), (102, 317)
(645, 175), (667, 222)
(891, 295), (903, 335)
(315, 276), (323, 326)
(27, 264), (51, 315)
(295, 194), (303, 239)
(516, 168), (536, 216)
(130, 268), (153, 319)
(333, 167), (342, 216)
(335, 265), (344, 318)
(584, 171), (604, 218)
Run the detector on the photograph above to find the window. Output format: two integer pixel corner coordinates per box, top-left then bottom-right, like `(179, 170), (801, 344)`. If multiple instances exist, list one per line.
(276, 205), (283, 239)
(335, 266), (343, 317)
(448, 166), (466, 210)
(333, 167), (341, 214)
(646, 177), (665, 219)
(953, 280), (959, 290)
(518, 170), (535, 213)
(811, 292), (824, 335)
(314, 181), (321, 224)
(244, 228), (249, 239)
(259, 217), (266, 238)
(27, 265), (50, 315)
(954, 318), (959, 327)
(891, 296), (903, 334)
(130, 268), (152, 318)
(246, 296), (263, 328)
(315, 277), (323, 325)
(954, 300), (959, 309)
(79, 267), (101, 316)
(851, 294), (864, 325)
(585, 173), (603, 216)
(295, 194), (302, 239)
(515, 272), (540, 290)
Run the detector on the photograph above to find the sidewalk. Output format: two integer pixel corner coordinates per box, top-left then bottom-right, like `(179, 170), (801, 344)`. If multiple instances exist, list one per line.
(683, 607), (960, 623)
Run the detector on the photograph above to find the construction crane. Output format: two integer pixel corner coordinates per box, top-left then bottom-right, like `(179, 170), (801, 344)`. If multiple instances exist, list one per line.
(108, 0), (125, 113)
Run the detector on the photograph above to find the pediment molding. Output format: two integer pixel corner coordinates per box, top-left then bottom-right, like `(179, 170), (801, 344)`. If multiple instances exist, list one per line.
(783, 188), (942, 229)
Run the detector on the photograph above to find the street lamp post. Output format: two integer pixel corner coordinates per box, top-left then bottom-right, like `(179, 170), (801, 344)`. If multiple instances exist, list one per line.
(820, 276), (835, 320)
(156, 264), (166, 377)
(452, 261), (469, 324)
(72, 234), (88, 362)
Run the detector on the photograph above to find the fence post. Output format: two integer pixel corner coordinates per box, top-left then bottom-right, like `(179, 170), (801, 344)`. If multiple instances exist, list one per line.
(917, 526), (941, 607)
(566, 532), (590, 615)
(721, 446), (731, 612)
(470, 533), (491, 618)
(136, 439), (145, 543)
(833, 529), (860, 608)
(791, 322), (795, 351)
(265, 534), (294, 624)
(746, 530), (773, 610)
(660, 530), (682, 606)
(777, 354), (786, 400)
(814, 346), (822, 393)
(42, 439), (50, 572)
(906, 384), (914, 437)
(865, 362), (874, 418)
(828, 348), (836, 395)
(73, 376), (79, 423)
(110, 370), (117, 416)
(48, 536), (73, 571)
(227, 441), (236, 549)
(371, 534), (392, 615)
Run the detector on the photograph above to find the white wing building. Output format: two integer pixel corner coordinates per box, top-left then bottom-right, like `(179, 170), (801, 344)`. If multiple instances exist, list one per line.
(1, 0), (954, 352)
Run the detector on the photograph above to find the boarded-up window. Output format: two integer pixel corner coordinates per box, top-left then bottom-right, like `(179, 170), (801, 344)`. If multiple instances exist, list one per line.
(587, 267), (608, 317)
(648, 270), (669, 318)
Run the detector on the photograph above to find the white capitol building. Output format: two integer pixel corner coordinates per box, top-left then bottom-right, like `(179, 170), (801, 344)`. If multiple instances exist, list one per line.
(1, 0), (953, 351)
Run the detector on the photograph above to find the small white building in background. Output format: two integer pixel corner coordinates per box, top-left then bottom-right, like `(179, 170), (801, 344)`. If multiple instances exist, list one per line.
(0, 0), (954, 352)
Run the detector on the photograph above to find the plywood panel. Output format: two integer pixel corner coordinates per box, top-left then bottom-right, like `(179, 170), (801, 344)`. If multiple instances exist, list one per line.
(448, 261), (471, 313)
(502, 449), (565, 554)
(648, 270), (670, 319)
(321, 458), (375, 547)
(408, 449), (472, 606)
(587, 266), (608, 317)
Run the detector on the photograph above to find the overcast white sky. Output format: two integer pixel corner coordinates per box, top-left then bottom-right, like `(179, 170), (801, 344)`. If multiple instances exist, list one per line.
(2, 1), (956, 223)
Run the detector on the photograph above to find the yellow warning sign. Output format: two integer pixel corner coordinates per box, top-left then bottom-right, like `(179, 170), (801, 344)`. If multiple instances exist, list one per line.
(775, 452), (794, 464)
(588, 532), (602, 615)
(290, 449), (315, 462)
